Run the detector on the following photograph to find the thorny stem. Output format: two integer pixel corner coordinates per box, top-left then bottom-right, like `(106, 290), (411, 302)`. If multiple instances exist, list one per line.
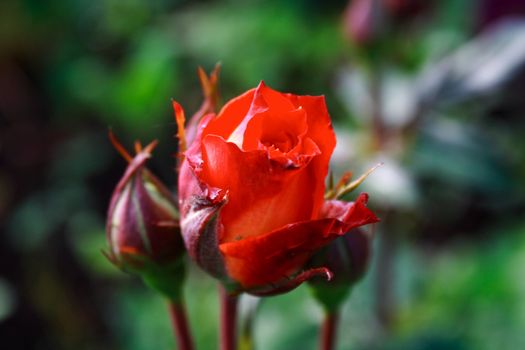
(220, 285), (239, 350)
(168, 300), (195, 350)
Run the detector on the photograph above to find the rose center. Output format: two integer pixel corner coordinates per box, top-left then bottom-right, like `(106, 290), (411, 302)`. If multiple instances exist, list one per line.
(260, 131), (297, 153)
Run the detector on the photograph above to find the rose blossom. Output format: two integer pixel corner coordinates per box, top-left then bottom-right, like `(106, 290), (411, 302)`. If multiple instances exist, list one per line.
(177, 82), (379, 295)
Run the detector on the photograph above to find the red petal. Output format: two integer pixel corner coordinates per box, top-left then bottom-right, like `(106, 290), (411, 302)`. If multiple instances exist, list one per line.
(219, 193), (379, 288)
(203, 88), (256, 141)
(320, 193), (380, 229)
(242, 106), (307, 152)
(178, 113), (231, 280)
(285, 94), (336, 217)
(200, 134), (317, 243)
(258, 81), (296, 111)
(182, 112), (220, 200)
(226, 82), (270, 147)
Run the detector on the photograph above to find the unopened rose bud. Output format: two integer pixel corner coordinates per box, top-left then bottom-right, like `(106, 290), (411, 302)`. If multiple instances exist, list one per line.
(308, 228), (372, 311)
(343, 0), (384, 46)
(477, 0), (525, 31)
(106, 135), (185, 299)
(385, 0), (429, 20)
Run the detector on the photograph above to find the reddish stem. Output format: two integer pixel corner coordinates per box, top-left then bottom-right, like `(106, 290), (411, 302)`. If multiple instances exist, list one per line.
(320, 311), (339, 350)
(219, 285), (239, 350)
(168, 301), (195, 350)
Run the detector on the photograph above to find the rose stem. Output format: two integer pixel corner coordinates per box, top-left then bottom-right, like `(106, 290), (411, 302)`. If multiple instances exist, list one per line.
(320, 310), (340, 350)
(375, 226), (396, 330)
(168, 300), (195, 350)
(219, 285), (239, 350)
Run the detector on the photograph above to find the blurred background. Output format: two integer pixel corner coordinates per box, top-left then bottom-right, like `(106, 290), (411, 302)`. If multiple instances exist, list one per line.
(1, 0), (525, 349)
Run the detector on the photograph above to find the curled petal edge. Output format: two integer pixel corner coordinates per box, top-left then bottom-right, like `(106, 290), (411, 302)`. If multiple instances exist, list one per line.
(244, 267), (334, 297)
(218, 192), (378, 289)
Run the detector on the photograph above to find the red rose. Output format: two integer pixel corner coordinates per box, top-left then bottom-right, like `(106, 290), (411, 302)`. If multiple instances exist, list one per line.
(177, 82), (378, 295)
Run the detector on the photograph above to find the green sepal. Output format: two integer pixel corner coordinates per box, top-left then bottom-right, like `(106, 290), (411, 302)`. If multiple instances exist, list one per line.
(140, 257), (186, 302)
(308, 283), (352, 313)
